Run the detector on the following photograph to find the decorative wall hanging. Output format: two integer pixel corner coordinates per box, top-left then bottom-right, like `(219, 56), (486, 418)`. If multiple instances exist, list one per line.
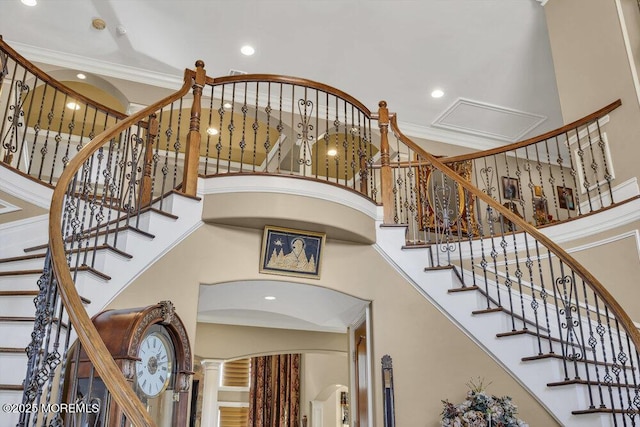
(501, 176), (520, 200)
(260, 226), (325, 279)
(557, 186), (576, 210)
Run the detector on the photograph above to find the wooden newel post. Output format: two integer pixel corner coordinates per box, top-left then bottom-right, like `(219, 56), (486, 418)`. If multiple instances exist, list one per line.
(182, 60), (206, 197)
(139, 113), (158, 207)
(378, 100), (394, 224)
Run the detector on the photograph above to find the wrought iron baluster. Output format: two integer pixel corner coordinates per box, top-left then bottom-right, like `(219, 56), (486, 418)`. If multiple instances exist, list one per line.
(172, 97), (184, 189)
(15, 75), (39, 171)
(585, 122), (605, 210)
(203, 84), (215, 176)
(2, 72), (30, 165)
(595, 119), (614, 205)
(239, 82), (248, 172)
(572, 127), (591, 214)
(252, 81), (259, 173)
(263, 83), (273, 173)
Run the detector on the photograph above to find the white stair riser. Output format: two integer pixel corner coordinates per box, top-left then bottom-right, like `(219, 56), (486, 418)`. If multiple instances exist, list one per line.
(0, 390), (23, 427)
(0, 295), (37, 317)
(0, 258), (46, 272)
(0, 353), (28, 384)
(0, 274), (42, 292)
(0, 215), (48, 259)
(0, 322), (35, 348)
(103, 228), (153, 253)
(400, 246), (432, 269)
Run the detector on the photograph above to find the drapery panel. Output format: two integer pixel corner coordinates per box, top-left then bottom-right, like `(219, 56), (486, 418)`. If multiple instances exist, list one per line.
(248, 354), (301, 427)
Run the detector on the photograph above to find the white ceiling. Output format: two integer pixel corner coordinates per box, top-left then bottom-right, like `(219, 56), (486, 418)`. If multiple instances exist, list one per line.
(1, 0), (563, 149)
(198, 281), (369, 333)
(2, 0), (563, 331)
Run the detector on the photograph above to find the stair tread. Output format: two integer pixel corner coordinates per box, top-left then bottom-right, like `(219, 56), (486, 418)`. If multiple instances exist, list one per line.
(522, 352), (636, 370)
(0, 269), (45, 277)
(0, 291), (39, 296)
(0, 384), (23, 391)
(0, 347), (26, 354)
(448, 285), (480, 293)
(548, 378), (638, 388)
(0, 265), (110, 281)
(0, 253), (46, 264)
(402, 243), (431, 249)
(0, 316), (35, 322)
(573, 407), (640, 415)
(11, 244), (133, 261)
(22, 243), (48, 253)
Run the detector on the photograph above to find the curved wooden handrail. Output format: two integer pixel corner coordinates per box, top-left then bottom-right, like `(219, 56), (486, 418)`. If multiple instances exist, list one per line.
(207, 73), (373, 116)
(388, 112), (640, 353)
(440, 99), (621, 164)
(48, 68), (196, 426)
(0, 36), (128, 118)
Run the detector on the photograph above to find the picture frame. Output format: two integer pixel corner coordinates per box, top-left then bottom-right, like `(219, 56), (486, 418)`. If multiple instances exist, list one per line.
(557, 186), (576, 210)
(260, 226), (326, 279)
(501, 176), (520, 200)
(533, 197), (548, 216)
(533, 185), (543, 198)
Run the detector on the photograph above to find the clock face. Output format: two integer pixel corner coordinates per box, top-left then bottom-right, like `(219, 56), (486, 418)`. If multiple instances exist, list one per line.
(135, 331), (174, 398)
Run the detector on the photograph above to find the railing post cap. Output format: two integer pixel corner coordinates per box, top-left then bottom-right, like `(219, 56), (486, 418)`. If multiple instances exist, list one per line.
(379, 100), (387, 108)
(195, 60), (205, 68)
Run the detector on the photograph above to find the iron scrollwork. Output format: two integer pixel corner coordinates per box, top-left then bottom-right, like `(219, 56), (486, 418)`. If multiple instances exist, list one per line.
(2, 80), (30, 163)
(297, 98), (315, 167)
(555, 274), (583, 361)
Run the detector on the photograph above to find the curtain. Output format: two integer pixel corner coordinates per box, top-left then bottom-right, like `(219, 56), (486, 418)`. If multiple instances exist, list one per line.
(248, 354), (301, 427)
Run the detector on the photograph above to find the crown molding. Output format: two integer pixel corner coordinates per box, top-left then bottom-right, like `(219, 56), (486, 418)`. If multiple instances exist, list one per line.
(5, 39), (184, 90)
(394, 119), (505, 151)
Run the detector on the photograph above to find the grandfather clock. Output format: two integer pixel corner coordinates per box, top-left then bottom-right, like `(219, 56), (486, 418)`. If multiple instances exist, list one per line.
(68, 301), (193, 426)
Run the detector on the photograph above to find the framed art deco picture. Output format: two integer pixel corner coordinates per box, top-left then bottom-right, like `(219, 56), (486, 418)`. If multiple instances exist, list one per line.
(557, 186), (576, 210)
(502, 176), (520, 200)
(260, 226), (326, 279)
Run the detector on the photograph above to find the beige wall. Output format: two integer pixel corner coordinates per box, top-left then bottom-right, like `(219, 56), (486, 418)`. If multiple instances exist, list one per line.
(196, 323), (348, 360)
(0, 190), (47, 225)
(301, 353), (349, 425)
(546, 0), (640, 189)
(559, 219), (640, 320)
(110, 222), (559, 426)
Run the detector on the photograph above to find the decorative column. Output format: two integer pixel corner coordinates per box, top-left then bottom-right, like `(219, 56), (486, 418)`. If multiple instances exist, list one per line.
(378, 101), (394, 224)
(200, 359), (224, 427)
(182, 60), (206, 197)
(139, 113), (158, 208)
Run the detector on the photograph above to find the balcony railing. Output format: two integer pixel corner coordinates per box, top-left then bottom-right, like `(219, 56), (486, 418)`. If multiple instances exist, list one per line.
(439, 100), (622, 228)
(0, 37), (127, 186)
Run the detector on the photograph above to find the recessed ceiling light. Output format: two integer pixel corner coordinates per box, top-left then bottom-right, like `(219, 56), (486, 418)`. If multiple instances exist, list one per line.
(21, 0), (37, 6)
(327, 148), (338, 157)
(223, 102), (232, 109)
(206, 127), (219, 136)
(66, 102), (81, 111)
(431, 89), (444, 98)
(240, 45), (255, 56)
(76, 73), (87, 80)
(264, 296), (276, 301)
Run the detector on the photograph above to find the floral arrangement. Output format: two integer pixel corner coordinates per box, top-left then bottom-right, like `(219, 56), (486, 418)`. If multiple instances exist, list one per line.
(440, 379), (528, 427)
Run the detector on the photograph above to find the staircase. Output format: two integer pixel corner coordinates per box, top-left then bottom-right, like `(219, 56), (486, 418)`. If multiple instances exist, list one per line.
(375, 221), (639, 427)
(0, 178), (203, 426)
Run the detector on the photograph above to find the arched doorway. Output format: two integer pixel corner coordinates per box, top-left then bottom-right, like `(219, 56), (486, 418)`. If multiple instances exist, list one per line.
(195, 280), (370, 427)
